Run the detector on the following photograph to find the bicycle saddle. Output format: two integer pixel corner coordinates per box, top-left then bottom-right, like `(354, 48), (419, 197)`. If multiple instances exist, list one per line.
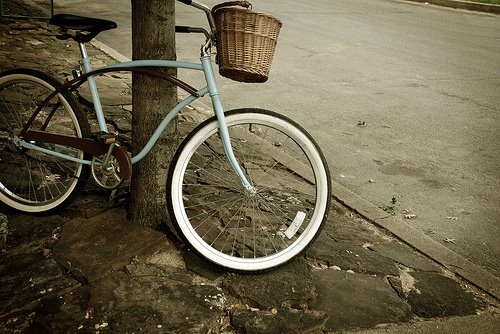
(49, 14), (117, 43)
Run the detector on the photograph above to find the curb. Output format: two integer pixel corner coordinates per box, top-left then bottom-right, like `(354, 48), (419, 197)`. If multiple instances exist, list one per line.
(90, 40), (131, 63)
(404, 0), (500, 14)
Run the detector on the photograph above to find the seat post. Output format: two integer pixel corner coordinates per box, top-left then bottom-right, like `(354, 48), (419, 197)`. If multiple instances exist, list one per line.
(78, 42), (89, 59)
(78, 42), (108, 132)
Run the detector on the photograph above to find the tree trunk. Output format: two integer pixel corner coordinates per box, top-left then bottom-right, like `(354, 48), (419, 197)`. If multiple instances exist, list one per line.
(130, 0), (178, 228)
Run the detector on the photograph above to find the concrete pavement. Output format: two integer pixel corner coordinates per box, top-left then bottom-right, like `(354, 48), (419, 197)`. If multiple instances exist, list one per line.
(0, 0), (499, 333)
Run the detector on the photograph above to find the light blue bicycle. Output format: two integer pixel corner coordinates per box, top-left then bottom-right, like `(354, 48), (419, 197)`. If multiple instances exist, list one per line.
(0, 0), (331, 271)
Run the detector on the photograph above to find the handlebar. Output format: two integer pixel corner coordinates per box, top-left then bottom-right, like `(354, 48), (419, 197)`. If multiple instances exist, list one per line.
(175, 25), (211, 39)
(176, 0), (216, 39)
(176, 0), (217, 55)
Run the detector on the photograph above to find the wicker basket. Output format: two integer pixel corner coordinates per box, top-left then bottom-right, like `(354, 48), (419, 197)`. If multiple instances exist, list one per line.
(213, 1), (282, 83)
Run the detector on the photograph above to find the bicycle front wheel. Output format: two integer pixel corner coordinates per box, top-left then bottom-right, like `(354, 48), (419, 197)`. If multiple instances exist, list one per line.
(167, 109), (331, 272)
(0, 69), (91, 213)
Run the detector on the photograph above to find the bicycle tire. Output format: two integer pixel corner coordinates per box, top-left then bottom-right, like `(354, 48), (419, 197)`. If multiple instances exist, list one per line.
(167, 108), (331, 272)
(0, 68), (91, 213)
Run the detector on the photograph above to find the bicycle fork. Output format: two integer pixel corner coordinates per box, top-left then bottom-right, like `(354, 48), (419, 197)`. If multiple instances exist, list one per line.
(201, 56), (256, 194)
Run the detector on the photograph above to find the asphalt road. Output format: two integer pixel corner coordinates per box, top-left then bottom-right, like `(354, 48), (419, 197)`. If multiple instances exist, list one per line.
(52, 0), (500, 276)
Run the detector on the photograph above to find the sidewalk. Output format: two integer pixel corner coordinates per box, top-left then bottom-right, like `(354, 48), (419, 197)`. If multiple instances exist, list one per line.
(1, 1), (499, 333)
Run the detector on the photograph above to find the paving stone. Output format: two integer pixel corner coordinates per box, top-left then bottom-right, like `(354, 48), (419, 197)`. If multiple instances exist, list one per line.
(368, 240), (440, 272)
(21, 284), (91, 333)
(0, 213), (79, 318)
(0, 252), (80, 318)
(307, 236), (400, 276)
(97, 275), (225, 333)
(7, 214), (66, 247)
(182, 247), (226, 281)
(63, 192), (116, 219)
(310, 269), (412, 331)
(51, 207), (177, 283)
(394, 271), (487, 318)
(223, 258), (315, 309)
(125, 263), (193, 284)
(1, 222), (74, 312)
(104, 105), (132, 132)
(320, 214), (390, 245)
(0, 212), (8, 249)
(30, 273), (226, 334)
(307, 213), (400, 275)
(231, 306), (327, 334)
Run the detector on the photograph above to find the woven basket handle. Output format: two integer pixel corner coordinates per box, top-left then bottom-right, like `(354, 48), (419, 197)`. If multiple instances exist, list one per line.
(212, 1), (252, 13)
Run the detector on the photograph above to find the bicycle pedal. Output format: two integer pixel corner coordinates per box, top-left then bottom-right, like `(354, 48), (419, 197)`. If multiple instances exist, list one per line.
(92, 131), (118, 144)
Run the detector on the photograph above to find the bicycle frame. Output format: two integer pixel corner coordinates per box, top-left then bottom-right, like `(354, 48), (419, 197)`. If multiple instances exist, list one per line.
(17, 44), (253, 191)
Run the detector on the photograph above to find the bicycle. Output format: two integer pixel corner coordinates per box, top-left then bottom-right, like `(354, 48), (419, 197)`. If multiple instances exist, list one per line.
(0, 0), (331, 272)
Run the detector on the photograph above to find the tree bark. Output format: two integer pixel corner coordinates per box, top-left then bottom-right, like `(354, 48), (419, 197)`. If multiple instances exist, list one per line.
(130, 0), (178, 228)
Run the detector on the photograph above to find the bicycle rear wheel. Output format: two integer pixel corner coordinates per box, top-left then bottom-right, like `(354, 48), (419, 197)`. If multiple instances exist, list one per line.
(167, 109), (331, 272)
(0, 69), (91, 213)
